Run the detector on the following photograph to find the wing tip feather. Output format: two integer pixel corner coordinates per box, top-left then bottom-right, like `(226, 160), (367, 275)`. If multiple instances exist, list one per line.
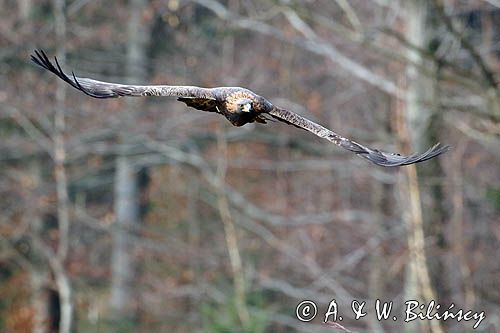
(30, 49), (111, 99)
(360, 142), (451, 167)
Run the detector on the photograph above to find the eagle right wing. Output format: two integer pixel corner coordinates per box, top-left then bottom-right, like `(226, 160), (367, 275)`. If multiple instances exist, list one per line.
(268, 107), (450, 167)
(31, 50), (217, 103)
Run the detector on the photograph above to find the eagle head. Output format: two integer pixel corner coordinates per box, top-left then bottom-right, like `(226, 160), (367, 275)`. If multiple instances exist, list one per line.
(236, 98), (253, 113)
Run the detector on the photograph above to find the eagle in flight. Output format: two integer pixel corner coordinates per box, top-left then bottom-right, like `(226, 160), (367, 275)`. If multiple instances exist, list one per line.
(31, 50), (449, 167)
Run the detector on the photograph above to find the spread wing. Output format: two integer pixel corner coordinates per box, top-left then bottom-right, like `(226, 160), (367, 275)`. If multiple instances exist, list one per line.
(31, 50), (217, 105)
(268, 107), (450, 167)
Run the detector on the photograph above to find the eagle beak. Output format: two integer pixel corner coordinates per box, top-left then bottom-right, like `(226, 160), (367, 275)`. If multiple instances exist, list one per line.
(241, 103), (252, 112)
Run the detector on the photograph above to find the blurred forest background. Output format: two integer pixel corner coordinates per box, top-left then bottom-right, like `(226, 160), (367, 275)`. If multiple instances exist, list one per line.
(0, 0), (499, 332)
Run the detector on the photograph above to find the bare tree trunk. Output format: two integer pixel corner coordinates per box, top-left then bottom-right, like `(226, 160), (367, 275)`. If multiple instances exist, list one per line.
(400, 2), (443, 333)
(216, 128), (250, 327)
(53, 0), (70, 263)
(28, 236), (72, 333)
(409, 0), (450, 312)
(110, 0), (149, 320)
(110, 156), (139, 315)
(399, 160), (442, 333)
(27, 161), (49, 333)
(217, 3), (249, 324)
(52, 0), (73, 332)
(18, 0), (32, 21)
(368, 182), (387, 333)
(31, 271), (48, 333)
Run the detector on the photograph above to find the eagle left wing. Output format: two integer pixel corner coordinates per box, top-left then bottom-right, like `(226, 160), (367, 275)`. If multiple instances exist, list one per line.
(31, 50), (217, 103)
(268, 107), (450, 167)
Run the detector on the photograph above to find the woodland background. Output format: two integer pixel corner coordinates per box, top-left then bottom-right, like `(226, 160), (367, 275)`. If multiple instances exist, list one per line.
(0, 0), (499, 332)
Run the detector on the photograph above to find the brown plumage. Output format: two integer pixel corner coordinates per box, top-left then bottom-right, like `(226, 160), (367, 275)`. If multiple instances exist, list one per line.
(31, 50), (450, 167)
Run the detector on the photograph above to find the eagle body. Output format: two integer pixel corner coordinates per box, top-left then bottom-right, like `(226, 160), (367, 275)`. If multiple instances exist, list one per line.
(178, 87), (273, 126)
(219, 88), (273, 126)
(31, 50), (450, 167)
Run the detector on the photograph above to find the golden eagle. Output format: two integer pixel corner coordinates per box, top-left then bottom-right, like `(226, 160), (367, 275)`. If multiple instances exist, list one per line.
(31, 50), (449, 167)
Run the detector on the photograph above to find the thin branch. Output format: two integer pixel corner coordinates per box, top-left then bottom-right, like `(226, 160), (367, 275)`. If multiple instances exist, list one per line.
(234, 213), (354, 301)
(481, 0), (500, 7)
(191, 0), (401, 96)
(144, 139), (354, 300)
(324, 320), (357, 333)
(451, 116), (500, 153)
(5, 106), (54, 158)
(433, 0), (498, 90)
(333, 0), (362, 33)
(282, 9), (318, 40)
(380, 27), (486, 86)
